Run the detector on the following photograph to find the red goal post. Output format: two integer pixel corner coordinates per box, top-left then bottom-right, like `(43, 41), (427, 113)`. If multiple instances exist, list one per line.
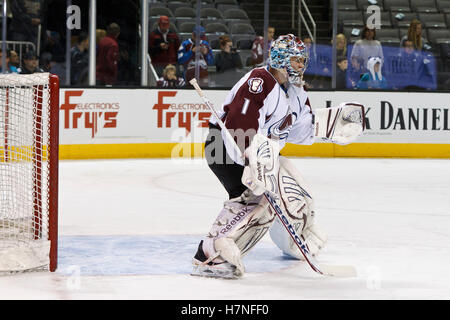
(0, 73), (59, 273)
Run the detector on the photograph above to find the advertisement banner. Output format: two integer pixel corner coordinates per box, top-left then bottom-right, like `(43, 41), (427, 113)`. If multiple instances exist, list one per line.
(60, 88), (449, 145)
(57, 87), (448, 160)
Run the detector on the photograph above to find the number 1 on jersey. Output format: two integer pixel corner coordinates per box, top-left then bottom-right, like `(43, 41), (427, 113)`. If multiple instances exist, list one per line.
(241, 98), (250, 115)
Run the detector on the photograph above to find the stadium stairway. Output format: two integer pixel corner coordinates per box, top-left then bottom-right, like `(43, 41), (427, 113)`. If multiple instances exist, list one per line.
(240, 0), (332, 43)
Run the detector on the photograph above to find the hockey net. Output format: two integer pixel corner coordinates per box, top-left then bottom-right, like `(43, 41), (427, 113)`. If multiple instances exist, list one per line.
(0, 73), (59, 273)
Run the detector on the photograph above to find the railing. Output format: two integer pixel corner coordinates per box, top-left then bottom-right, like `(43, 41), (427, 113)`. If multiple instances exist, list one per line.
(3, 41), (36, 66)
(147, 53), (159, 87)
(298, 0), (316, 55)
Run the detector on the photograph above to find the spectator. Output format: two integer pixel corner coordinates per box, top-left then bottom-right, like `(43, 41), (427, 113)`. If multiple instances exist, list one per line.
(347, 54), (364, 88)
(149, 15), (180, 77)
(70, 32), (89, 85)
(214, 35), (242, 73)
(17, 51), (44, 74)
(96, 23), (120, 85)
(157, 64), (185, 88)
(334, 33), (348, 58)
(336, 55), (348, 89)
(350, 26), (384, 73)
(357, 56), (387, 89)
(9, 50), (20, 69)
(0, 49), (18, 73)
(178, 25), (214, 86)
(248, 26), (275, 67)
(96, 29), (107, 50)
(42, 31), (65, 63)
(10, 0), (46, 50)
(39, 30), (65, 80)
(394, 39), (435, 89)
(400, 19), (430, 52)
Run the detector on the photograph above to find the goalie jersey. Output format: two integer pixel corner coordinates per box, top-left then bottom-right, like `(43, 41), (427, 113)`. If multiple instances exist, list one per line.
(210, 66), (315, 165)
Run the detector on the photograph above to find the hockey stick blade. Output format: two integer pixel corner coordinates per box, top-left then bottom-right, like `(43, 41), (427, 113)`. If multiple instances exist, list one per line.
(321, 265), (357, 277)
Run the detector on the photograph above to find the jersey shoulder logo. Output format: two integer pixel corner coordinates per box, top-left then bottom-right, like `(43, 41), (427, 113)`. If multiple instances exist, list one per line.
(247, 77), (264, 94)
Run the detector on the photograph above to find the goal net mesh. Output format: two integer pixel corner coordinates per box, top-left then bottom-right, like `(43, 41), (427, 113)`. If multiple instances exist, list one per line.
(0, 73), (52, 273)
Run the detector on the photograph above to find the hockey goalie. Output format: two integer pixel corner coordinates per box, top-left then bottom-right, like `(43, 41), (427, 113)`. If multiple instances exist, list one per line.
(192, 34), (365, 279)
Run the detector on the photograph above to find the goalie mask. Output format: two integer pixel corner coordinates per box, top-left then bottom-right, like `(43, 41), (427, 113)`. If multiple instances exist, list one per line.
(269, 34), (308, 84)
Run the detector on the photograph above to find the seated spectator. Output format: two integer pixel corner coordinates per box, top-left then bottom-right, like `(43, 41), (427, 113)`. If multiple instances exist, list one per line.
(248, 26), (275, 67)
(10, 0), (46, 49)
(96, 23), (120, 85)
(400, 19), (431, 52)
(70, 32), (89, 85)
(336, 55), (348, 89)
(17, 51), (44, 74)
(393, 39), (435, 89)
(357, 57), (387, 89)
(350, 26), (384, 73)
(149, 15), (181, 77)
(157, 64), (186, 88)
(9, 50), (20, 69)
(0, 49), (18, 73)
(214, 35), (242, 73)
(334, 33), (348, 58)
(178, 26), (214, 86)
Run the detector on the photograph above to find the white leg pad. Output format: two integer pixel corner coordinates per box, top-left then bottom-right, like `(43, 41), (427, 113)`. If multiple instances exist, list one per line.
(201, 191), (275, 276)
(214, 237), (245, 277)
(269, 156), (327, 260)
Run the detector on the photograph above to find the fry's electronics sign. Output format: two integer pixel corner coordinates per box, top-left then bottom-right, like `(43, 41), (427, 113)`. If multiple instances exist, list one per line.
(152, 91), (211, 134)
(60, 90), (119, 138)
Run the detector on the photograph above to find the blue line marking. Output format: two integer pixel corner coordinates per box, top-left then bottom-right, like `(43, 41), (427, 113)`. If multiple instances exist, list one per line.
(57, 235), (299, 276)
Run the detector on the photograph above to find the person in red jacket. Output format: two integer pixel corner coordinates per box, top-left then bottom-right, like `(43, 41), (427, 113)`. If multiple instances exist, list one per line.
(96, 23), (120, 85)
(149, 15), (180, 77)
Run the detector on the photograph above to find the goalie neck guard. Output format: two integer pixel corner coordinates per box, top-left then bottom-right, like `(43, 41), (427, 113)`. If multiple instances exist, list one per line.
(269, 34), (308, 85)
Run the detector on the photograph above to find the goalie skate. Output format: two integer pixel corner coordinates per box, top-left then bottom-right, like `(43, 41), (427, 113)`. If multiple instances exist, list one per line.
(191, 241), (242, 279)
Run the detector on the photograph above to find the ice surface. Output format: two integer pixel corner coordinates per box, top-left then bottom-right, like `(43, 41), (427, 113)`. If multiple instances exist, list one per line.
(0, 157), (449, 299)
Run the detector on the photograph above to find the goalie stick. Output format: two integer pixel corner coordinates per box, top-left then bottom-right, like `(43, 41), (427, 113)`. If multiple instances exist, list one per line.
(190, 78), (356, 277)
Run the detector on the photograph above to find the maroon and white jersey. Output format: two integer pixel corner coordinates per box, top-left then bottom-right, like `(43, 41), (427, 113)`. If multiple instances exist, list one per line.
(210, 66), (315, 165)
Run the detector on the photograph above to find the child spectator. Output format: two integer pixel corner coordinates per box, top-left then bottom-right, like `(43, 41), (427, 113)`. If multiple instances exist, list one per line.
(357, 56), (387, 89)
(157, 64), (186, 88)
(336, 55), (348, 89)
(17, 51), (44, 74)
(214, 35), (242, 73)
(9, 50), (20, 69)
(149, 15), (180, 77)
(178, 26), (214, 86)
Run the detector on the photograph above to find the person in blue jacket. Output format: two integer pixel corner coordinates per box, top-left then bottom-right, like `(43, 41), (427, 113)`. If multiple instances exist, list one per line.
(178, 26), (214, 86)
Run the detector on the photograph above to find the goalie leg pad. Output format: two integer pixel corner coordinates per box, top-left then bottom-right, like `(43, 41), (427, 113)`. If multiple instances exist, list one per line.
(197, 191), (275, 278)
(269, 157), (327, 260)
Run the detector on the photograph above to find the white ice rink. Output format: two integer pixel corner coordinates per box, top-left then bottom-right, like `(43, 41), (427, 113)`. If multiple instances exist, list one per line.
(1, 157), (449, 300)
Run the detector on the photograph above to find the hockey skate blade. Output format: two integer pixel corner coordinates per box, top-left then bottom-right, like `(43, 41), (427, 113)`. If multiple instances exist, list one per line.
(191, 265), (240, 280)
(321, 265), (357, 277)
